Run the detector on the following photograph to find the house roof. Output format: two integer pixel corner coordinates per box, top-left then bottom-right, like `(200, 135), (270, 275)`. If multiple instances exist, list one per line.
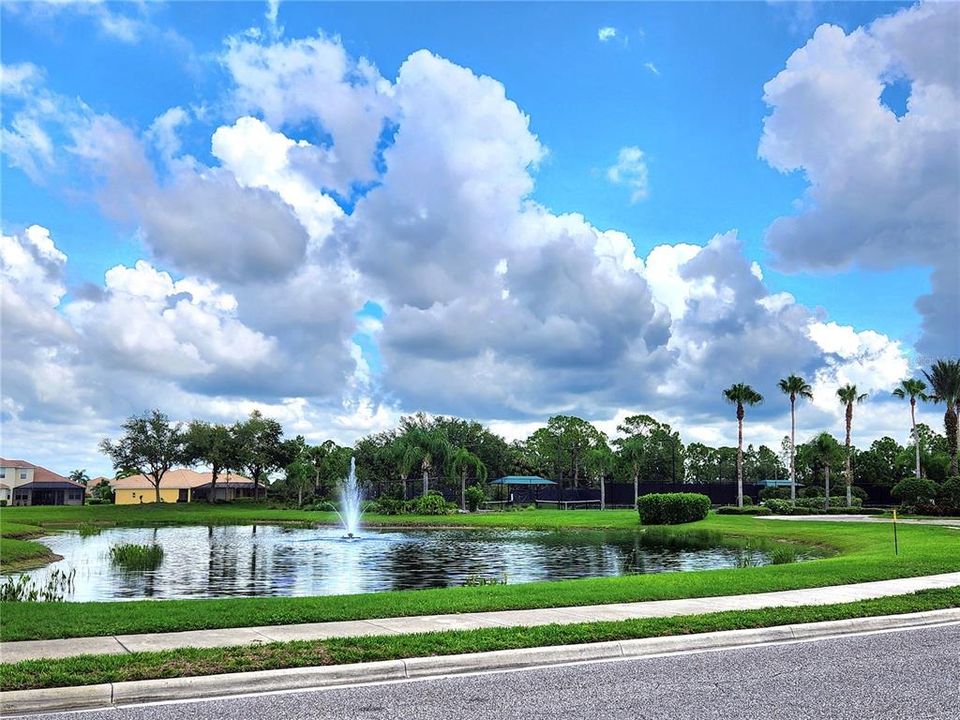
(0, 458), (81, 487)
(112, 468), (254, 490)
(490, 475), (556, 486)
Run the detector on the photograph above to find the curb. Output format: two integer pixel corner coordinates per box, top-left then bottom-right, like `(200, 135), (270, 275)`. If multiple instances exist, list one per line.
(2, 608), (958, 717)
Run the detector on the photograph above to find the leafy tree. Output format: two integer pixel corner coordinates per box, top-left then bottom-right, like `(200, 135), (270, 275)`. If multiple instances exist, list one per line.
(778, 375), (813, 501)
(231, 410), (288, 500)
(183, 421), (242, 503)
(301, 440), (352, 499)
(723, 383), (764, 507)
(892, 378), (929, 479)
(99, 410), (187, 503)
(614, 414), (684, 485)
(854, 436), (905, 486)
(524, 416), (607, 497)
(837, 384), (868, 505)
(68, 469), (90, 486)
(284, 453), (316, 507)
(923, 359), (960, 477)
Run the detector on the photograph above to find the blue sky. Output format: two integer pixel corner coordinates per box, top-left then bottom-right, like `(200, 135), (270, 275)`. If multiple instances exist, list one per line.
(2, 0), (923, 340)
(2, 1), (956, 473)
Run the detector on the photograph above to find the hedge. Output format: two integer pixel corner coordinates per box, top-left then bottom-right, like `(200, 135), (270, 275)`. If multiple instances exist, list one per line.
(763, 498), (868, 515)
(715, 506), (772, 516)
(637, 493), (710, 525)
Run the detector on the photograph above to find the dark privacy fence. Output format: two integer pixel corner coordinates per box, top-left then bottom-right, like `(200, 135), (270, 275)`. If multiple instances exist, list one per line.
(430, 480), (898, 507)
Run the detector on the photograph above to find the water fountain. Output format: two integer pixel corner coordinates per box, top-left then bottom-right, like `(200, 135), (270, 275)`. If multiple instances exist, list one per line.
(335, 457), (363, 539)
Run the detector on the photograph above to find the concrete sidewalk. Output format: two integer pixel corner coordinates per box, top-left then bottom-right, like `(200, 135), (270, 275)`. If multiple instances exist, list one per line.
(3, 572), (959, 664)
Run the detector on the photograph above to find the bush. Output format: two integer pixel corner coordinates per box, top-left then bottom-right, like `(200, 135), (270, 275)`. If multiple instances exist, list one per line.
(716, 505), (772, 516)
(741, 495), (754, 506)
(770, 545), (799, 565)
(763, 498), (865, 515)
(795, 496), (862, 510)
(409, 491), (451, 516)
(759, 486), (791, 501)
(637, 493), (710, 525)
(376, 497), (406, 515)
(892, 477), (938, 507)
(465, 485), (486, 513)
(937, 477), (960, 516)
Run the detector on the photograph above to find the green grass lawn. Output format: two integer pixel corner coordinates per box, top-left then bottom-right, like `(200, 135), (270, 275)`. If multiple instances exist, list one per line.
(2, 587), (957, 692)
(1, 504), (958, 642)
(0, 520), (59, 572)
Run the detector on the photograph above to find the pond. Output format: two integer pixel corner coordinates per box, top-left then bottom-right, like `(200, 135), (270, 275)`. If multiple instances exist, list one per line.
(12, 525), (802, 602)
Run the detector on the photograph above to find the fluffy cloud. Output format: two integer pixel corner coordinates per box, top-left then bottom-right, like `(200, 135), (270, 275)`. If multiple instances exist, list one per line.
(598, 27), (617, 42)
(221, 32), (395, 195)
(607, 146), (650, 202)
(760, 2), (960, 355)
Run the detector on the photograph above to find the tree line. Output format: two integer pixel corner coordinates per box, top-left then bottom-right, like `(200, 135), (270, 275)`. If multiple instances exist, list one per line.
(94, 358), (959, 509)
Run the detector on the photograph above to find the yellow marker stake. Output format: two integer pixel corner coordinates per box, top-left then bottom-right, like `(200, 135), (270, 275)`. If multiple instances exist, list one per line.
(893, 508), (899, 555)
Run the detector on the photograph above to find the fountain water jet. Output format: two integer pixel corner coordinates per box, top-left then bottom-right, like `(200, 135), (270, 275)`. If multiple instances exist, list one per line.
(335, 457), (363, 538)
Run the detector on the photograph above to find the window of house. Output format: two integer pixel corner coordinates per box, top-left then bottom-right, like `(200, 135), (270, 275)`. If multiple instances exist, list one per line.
(19, 472), (27, 479)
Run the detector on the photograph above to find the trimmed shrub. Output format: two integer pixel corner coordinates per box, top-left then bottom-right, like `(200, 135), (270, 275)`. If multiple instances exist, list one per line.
(637, 493), (710, 525)
(409, 491), (451, 516)
(763, 498), (865, 515)
(465, 485), (486, 512)
(762, 498), (793, 515)
(716, 505), (772, 516)
(795, 496), (862, 510)
(741, 495), (754, 506)
(892, 478), (938, 507)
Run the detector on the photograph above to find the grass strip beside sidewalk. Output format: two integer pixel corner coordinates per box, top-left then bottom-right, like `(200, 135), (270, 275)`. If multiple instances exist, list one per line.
(2, 587), (958, 692)
(2, 512), (959, 642)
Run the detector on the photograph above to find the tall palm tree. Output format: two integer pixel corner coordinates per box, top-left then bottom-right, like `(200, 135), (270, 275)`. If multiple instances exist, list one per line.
(398, 426), (451, 497)
(446, 447), (487, 511)
(778, 375), (813, 501)
(836, 384), (867, 506)
(923, 359), (960, 477)
(723, 383), (764, 507)
(892, 378), (929, 479)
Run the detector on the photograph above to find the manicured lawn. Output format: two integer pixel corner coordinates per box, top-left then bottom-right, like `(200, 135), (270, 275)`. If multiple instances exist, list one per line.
(1, 504), (958, 642)
(0, 520), (58, 571)
(2, 587), (957, 691)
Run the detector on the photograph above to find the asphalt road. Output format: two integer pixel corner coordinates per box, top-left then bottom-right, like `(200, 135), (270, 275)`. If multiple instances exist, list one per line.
(23, 624), (960, 720)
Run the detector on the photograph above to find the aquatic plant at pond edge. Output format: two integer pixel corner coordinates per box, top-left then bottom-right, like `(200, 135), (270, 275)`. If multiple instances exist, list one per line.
(77, 523), (101, 537)
(0, 569), (76, 602)
(109, 544), (164, 571)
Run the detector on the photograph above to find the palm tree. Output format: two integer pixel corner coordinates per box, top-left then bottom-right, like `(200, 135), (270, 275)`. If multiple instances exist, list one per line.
(723, 383), (764, 507)
(447, 447), (487, 511)
(836, 384), (867, 506)
(68, 469), (90, 486)
(398, 426), (451, 497)
(892, 378), (929, 479)
(778, 375), (813, 501)
(923, 359), (960, 477)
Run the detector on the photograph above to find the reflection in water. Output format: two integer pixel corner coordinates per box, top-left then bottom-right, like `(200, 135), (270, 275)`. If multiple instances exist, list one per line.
(14, 525), (795, 602)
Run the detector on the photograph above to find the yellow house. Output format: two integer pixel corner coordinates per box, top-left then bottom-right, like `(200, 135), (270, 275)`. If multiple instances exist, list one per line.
(112, 469), (256, 505)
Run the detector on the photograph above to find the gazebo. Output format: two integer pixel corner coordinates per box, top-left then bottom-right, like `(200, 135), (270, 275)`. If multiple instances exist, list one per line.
(489, 475), (556, 505)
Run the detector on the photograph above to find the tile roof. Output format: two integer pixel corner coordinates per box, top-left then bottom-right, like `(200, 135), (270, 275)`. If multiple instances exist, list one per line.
(112, 468), (254, 490)
(0, 458), (81, 487)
